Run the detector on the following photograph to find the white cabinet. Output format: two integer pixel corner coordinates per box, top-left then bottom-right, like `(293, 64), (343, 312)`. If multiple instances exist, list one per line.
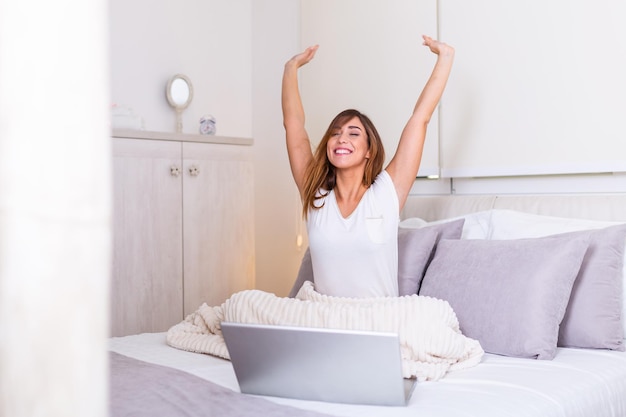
(111, 135), (255, 337)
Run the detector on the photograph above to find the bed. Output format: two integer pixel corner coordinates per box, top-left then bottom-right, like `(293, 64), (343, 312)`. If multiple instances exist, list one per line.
(109, 193), (626, 417)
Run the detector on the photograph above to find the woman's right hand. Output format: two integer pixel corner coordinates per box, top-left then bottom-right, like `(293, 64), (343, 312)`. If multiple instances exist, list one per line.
(286, 45), (319, 69)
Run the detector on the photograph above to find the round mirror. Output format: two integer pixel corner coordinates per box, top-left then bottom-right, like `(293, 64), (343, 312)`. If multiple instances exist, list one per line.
(166, 74), (193, 110)
(166, 74), (193, 133)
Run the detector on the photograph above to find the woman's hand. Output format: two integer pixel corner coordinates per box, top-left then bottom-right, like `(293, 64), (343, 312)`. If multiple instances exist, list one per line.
(422, 35), (454, 57)
(286, 45), (320, 70)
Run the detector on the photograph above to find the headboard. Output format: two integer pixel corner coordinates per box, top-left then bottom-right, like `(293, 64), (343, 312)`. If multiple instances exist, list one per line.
(401, 194), (626, 223)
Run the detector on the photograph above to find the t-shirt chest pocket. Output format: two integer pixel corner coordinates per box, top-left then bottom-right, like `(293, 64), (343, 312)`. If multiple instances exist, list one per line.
(365, 216), (385, 244)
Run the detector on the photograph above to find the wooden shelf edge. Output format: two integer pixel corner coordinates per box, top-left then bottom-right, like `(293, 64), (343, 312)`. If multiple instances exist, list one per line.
(111, 129), (253, 146)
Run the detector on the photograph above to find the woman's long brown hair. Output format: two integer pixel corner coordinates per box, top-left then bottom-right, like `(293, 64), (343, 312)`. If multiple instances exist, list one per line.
(301, 109), (385, 219)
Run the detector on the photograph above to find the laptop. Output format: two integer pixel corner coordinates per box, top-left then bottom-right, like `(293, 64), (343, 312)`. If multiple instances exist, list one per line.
(221, 322), (416, 406)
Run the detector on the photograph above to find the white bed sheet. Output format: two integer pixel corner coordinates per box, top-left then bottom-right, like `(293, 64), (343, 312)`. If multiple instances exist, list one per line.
(110, 332), (626, 417)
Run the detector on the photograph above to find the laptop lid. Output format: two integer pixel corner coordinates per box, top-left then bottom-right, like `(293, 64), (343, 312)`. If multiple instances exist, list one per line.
(221, 322), (415, 406)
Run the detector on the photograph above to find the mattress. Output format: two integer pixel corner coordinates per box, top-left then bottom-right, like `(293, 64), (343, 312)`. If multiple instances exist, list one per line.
(110, 332), (626, 417)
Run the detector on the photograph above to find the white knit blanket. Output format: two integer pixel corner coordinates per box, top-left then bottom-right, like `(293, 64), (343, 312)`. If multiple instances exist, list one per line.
(166, 281), (484, 381)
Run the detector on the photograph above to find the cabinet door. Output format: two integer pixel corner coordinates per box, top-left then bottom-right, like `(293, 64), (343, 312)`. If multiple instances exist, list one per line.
(182, 142), (255, 314)
(111, 138), (184, 336)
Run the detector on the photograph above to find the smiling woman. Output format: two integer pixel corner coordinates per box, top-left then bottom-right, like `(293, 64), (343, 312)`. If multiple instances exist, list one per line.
(327, 116), (374, 171)
(316, 110), (384, 210)
(281, 36), (454, 298)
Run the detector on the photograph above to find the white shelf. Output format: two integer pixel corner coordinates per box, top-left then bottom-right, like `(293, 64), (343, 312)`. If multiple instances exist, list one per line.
(111, 129), (253, 146)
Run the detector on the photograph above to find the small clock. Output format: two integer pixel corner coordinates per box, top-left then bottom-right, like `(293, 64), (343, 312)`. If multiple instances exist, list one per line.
(199, 114), (216, 135)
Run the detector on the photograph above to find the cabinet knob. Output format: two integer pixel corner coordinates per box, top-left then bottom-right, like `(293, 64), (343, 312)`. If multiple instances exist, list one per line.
(170, 165), (181, 177)
(189, 165), (200, 177)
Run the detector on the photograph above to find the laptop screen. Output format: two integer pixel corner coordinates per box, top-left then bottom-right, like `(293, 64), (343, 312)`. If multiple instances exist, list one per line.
(221, 322), (415, 406)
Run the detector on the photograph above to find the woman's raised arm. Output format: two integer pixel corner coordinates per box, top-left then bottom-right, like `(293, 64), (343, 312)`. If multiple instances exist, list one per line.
(282, 45), (319, 196)
(386, 35), (455, 210)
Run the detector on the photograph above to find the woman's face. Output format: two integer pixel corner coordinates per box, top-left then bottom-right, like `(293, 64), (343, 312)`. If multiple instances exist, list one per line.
(326, 116), (371, 170)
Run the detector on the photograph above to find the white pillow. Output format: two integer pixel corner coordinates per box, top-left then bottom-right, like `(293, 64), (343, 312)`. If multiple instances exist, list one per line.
(489, 209), (626, 341)
(400, 210), (494, 240)
(489, 209), (624, 238)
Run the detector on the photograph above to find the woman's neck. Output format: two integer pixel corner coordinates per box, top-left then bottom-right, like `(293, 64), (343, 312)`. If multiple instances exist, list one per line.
(334, 172), (368, 218)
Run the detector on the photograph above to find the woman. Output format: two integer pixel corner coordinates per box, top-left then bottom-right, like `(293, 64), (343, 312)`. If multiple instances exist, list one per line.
(282, 35), (454, 298)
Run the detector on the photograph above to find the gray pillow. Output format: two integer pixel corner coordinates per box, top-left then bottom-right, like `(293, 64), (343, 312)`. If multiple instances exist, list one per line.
(288, 218), (465, 298)
(397, 227), (438, 295)
(554, 224), (626, 350)
(398, 218), (465, 295)
(288, 248), (314, 298)
(420, 235), (590, 359)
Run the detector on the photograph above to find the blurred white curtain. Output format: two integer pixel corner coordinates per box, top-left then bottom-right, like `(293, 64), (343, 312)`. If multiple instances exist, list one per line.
(0, 0), (111, 416)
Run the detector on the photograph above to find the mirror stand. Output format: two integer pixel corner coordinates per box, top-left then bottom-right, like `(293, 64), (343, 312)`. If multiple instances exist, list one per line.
(175, 108), (183, 133)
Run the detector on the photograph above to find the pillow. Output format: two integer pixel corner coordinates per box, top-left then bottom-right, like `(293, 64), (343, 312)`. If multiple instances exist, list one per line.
(420, 235), (590, 359)
(489, 209), (626, 343)
(287, 218), (465, 297)
(400, 210), (493, 240)
(489, 209), (624, 239)
(553, 225), (626, 350)
(397, 218), (465, 295)
(288, 248), (313, 298)
(397, 227), (439, 295)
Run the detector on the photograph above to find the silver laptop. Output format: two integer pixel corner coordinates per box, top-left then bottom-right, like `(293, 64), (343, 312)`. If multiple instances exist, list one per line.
(221, 322), (416, 406)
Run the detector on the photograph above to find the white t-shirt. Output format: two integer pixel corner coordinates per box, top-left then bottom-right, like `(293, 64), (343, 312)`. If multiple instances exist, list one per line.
(306, 170), (399, 297)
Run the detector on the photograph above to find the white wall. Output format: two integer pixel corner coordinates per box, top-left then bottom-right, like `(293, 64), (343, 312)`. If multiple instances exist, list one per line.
(299, 1), (626, 196)
(251, 0), (306, 296)
(109, 0), (252, 137)
(300, 0), (440, 177)
(438, 0), (626, 178)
